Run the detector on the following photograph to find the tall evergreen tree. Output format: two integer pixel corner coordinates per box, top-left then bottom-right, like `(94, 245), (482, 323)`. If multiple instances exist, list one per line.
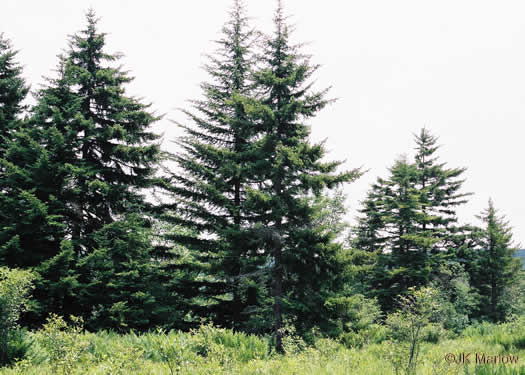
(2, 11), (164, 326)
(167, 0), (262, 330)
(56, 11), (161, 252)
(0, 34), (29, 157)
(0, 58), (88, 325)
(353, 129), (471, 311)
(412, 128), (471, 251)
(0, 34), (64, 273)
(0, 130), (66, 270)
(244, 1), (360, 350)
(471, 200), (521, 322)
(364, 158), (435, 309)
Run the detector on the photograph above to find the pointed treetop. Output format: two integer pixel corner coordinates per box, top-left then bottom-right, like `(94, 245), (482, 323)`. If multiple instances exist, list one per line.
(414, 127), (440, 168)
(85, 8), (100, 31)
(271, 0), (293, 57)
(0, 33), (29, 137)
(275, 0), (285, 29)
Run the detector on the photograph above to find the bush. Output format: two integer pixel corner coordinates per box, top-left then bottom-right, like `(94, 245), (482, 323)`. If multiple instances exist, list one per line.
(189, 323), (269, 362)
(420, 323), (446, 344)
(314, 338), (343, 357)
(36, 314), (89, 375)
(487, 317), (525, 351)
(149, 328), (194, 375)
(384, 287), (442, 375)
(430, 262), (479, 333)
(0, 267), (34, 366)
(340, 331), (364, 348)
(325, 294), (382, 333)
(6, 329), (32, 365)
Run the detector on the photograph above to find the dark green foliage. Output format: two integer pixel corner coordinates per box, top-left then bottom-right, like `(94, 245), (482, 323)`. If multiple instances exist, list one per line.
(242, 1), (361, 349)
(470, 200), (522, 322)
(0, 267), (34, 365)
(360, 158), (436, 309)
(31, 10), (162, 252)
(167, 0), (263, 330)
(412, 128), (471, 251)
(429, 262), (479, 332)
(78, 215), (161, 331)
(1, 1), (522, 345)
(0, 81), (76, 325)
(5, 328), (32, 366)
(353, 129), (471, 311)
(1, 11), (164, 328)
(0, 35), (59, 270)
(0, 138), (66, 269)
(325, 293), (382, 347)
(27, 241), (80, 324)
(0, 34), (29, 157)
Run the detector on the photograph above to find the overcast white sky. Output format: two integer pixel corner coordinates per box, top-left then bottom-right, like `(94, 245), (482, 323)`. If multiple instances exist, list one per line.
(2, 0), (524, 245)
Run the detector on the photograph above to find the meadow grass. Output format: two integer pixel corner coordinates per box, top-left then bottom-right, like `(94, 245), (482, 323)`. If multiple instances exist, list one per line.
(0, 319), (524, 374)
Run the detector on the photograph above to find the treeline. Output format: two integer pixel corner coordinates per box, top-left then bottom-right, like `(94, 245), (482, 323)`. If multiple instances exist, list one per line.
(0, 0), (522, 355)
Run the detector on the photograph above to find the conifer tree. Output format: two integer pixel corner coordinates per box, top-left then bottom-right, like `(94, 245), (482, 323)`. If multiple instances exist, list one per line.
(0, 132), (66, 270)
(412, 128), (471, 251)
(0, 34), (29, 157)
(364, 158), (435, 309)
(353, 129), (471, 311)
(471, 200), (521, 322)
(30, 10), (163, 254)
(168, 0), (262, 330)
(0, 35), (65, 273)
(78, 215), (161, 330)
(351, 184), (388, 253)
(2, 11), (164, 326)
(244, 1), (360, 350)
(0, 59), (85, 324)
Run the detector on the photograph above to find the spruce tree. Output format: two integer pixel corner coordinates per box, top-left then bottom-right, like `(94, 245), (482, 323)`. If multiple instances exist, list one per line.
(30, 10), (162, 254)
(2, 11), (164, 326)
(0, 35), (65, 273)
(0, 133), (66, 269)
(413, 128), (471, 251)
(367, 158), (435, 309)
(0, 34), (29, 157)
(0, 106), (74, 326)
(351, 185), (388, 253)
(78, 215), (161, 330)
(353, 129), (471, 311)
(168, 0), (262, 330)
(244, 1), (360, 350)
(472, 200), (521, 322)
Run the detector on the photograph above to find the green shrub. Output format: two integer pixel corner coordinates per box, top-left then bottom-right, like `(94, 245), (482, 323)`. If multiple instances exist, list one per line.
(98, 344), (144, 375)
(325, 294), (382, 334)
(384, 287), (442, 375)
(314, 338), (343, 357)
(0, 267), (34, 366)
(279, 324), (307, 355)
(189, 323), (268, 362)
(6, 330), (32, 365)
(421, 323), (445, 344)
(36, 314), (89, 375)
(340, 331), (365, 348)
(150, 328), (196, 374)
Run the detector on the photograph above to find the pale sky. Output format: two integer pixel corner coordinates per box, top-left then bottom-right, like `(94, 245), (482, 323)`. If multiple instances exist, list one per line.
(2, 0), (524, 245)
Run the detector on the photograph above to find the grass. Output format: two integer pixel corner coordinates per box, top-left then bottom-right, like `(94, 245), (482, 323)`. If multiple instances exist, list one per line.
(0, 318), (524, 374)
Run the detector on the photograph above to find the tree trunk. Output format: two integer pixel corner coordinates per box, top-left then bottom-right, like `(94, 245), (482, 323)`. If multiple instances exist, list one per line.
(489, 236), (497, 321)
(272, 233), (283, 352)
